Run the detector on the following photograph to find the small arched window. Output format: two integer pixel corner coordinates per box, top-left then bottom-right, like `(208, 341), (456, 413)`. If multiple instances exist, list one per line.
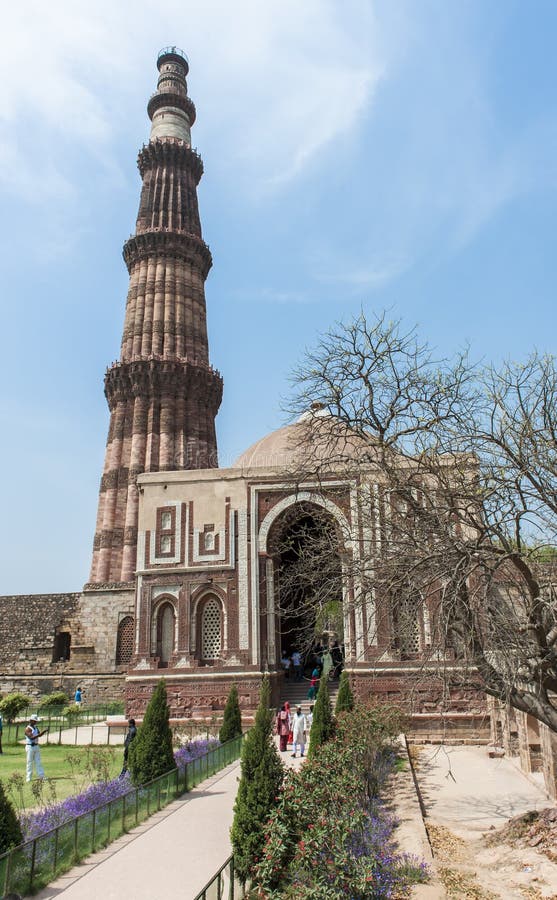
(116, 616), (134, 666)
(393, 593), (422, 657)
(201, 597), (221, 661)
(156, 602), (175, 668)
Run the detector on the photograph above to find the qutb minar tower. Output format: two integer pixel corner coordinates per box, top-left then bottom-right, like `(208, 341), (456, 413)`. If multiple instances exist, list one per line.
(90, 48), (222, 585)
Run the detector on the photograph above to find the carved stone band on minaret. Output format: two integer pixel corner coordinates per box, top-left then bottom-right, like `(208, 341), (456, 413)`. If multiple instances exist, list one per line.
(104, 358), (223, 409)
(137, 141), (203, 183)
(123, 232), (212, 278)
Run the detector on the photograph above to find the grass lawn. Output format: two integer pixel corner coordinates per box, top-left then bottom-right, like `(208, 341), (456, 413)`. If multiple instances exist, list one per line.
(0, 742), (124, 809)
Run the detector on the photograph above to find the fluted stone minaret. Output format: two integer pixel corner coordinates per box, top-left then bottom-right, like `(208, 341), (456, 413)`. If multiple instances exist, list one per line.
(90, 47), (222, 585)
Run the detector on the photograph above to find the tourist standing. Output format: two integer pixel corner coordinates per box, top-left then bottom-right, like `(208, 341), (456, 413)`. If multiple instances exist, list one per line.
(276, 704), (290, 752)
(120, 718), (137, 776)
(291, 706), (306, 758)
(322, 649), (333, 680)
(24, 715), (48, 781)
(74, 687), (82, 707)
(281, 652), (291, 679)
(291, 649), (303, 681)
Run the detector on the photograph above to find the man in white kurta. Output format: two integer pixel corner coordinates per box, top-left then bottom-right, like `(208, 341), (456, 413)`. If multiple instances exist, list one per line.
(291, 706), (307, 758)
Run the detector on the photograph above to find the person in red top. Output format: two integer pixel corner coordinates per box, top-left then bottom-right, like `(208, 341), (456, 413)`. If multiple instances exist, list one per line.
(276, 703), (290, 752)
(284, 701), (293, 746)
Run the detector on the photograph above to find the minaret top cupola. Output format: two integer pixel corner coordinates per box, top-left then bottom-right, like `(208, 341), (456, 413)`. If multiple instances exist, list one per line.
(148, 46), (196, 144)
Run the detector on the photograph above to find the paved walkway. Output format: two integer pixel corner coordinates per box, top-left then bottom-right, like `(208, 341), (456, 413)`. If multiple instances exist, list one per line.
(34, 760), (242, 900)
(414, 745), (550, 838)
(33, 737), (303, 900)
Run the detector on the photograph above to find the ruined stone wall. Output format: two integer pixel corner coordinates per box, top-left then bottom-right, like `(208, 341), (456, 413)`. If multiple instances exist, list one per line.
(0, 588), (134, 700)
(0, 593), (81, 674)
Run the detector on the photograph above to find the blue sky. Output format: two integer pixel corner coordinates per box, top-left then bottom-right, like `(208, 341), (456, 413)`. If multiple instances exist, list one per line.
(1, 0), (556, 593)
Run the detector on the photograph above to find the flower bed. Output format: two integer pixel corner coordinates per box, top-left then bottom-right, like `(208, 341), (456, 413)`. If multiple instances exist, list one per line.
(19, 737), (220, 842)
(251, 704), (429, 899)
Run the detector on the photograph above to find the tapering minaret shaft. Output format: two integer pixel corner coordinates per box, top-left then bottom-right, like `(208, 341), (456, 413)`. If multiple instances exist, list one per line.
(90, 48), (222, 585)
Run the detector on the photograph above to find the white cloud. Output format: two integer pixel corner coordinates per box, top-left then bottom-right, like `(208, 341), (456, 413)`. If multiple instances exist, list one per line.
(0, 0), (390, 202)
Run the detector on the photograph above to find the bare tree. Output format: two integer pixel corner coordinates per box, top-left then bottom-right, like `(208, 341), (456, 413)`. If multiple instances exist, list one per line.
(283, 311), (557, 731)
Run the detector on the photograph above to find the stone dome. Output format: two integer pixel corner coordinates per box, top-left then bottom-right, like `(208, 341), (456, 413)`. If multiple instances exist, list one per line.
(233, 410), (373, 470)
(233, 422), (305, 469)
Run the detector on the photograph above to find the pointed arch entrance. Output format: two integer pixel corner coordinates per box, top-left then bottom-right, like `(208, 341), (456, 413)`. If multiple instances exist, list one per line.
(262, 497), (350, 672)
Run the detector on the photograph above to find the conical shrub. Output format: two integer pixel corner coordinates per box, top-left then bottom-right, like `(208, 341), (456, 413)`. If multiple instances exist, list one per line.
(308, 675), (334, 758)
(219, 683), (242, 743)
(128, 679), (175, 784)
(335, 670), (354, 714)
(0, 779), (22, 853)
(231, 676), (283, 885)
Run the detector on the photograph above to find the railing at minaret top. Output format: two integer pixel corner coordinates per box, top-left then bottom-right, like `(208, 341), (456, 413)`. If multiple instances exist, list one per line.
(157, 46), (189, 69)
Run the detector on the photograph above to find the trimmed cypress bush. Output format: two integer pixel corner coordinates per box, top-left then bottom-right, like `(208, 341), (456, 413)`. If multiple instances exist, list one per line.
(231, 676), (283, 885)
(128, 679), (175, 785)
(0, 779), (23, 853)
(335, 670), (354, 714)
(308, 675), (334, 758)
(219, 683), (242, 743)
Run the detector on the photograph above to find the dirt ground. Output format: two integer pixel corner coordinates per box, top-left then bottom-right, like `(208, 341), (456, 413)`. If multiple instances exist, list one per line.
(411, 745), (557, 900)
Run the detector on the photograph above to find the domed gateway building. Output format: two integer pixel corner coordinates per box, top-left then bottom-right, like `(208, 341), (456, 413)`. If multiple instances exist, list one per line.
(0, 49), (481, 736)
(88, 48), (482, 726)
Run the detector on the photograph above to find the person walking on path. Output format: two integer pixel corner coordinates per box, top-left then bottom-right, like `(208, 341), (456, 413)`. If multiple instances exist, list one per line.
(284, 701), (293, 746)
(120, 718), (137, 776)
(74, 687), (82, 707)
(291, 649), (303, 681)
(276, 704), (290, 752)
(25, 714), (48, 781)
(291, 706), (306, 758)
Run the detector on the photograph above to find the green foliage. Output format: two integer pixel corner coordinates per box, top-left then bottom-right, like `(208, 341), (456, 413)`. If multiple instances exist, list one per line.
(252, 701), (424, 899)
(128, 679), (175, 785)
(219, 683), (243, 743)
(0, 779), (23, 852)
(38, 691), (68, 710)
(231, 676), (283, 885)
(0, 692), (31, 723)
(62, 705), (82, 722)
(308, 675), (334, 758)
(335, 671), (354, 715)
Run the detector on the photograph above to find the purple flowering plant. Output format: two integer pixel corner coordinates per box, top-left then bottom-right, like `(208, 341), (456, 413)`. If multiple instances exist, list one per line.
(18, 737), (220, 843)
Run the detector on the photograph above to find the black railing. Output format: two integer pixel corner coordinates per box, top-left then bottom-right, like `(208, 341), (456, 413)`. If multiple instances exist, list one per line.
(193, 855), (245, 900)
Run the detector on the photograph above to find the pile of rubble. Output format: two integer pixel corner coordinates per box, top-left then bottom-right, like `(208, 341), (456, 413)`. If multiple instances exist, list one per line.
(486, 808), (557, 863)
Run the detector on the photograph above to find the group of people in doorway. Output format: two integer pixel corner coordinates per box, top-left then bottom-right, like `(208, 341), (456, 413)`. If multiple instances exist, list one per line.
(281, 640), (344, 699)
(276, 701), (314, 757)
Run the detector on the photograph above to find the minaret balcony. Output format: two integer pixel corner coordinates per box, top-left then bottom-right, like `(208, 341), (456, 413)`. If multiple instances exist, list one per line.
(147, 91), (196, 126)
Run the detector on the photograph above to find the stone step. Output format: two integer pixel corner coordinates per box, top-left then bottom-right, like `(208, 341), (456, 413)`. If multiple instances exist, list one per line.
(279, 676), (340, 709)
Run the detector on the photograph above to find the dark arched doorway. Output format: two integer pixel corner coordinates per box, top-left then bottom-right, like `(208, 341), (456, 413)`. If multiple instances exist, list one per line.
(269, 502), (344, 665)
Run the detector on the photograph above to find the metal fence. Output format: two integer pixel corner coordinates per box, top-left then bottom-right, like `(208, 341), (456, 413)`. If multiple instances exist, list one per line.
(0, 735), (244, 897)
(193, 855), (245, 900)
(2, 711), (221, 747)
